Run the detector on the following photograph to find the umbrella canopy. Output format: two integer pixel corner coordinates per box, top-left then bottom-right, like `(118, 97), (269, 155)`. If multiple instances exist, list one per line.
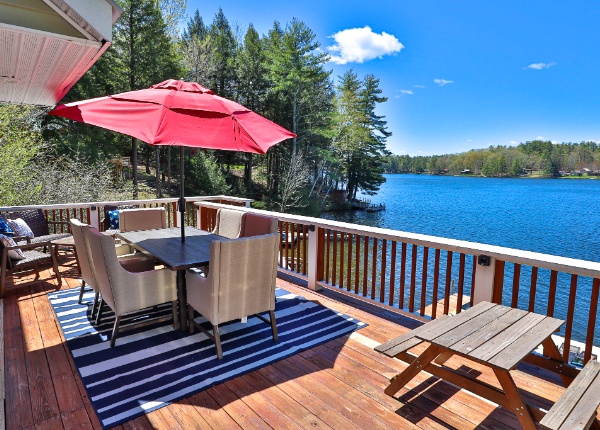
(49, 79), (295, 240)
(50, 79), (295, 153)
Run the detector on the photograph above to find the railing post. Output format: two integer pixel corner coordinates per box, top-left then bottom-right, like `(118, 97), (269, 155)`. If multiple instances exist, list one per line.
(473, 255), (496, 304)
(307, 226), (323, 291)
(245, 201), (251, 208)
(89, 205), (100, 230)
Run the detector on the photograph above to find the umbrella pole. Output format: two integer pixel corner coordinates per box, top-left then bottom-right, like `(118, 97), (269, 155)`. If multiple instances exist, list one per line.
(179, 146), (186, 242)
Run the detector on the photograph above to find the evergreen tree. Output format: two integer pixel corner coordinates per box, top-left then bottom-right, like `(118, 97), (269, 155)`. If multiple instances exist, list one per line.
(209, 8), (237, 97)
(333, 70), (390, 200)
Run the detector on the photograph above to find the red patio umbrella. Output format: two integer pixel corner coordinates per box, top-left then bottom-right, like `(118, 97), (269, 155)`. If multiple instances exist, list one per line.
(49, 79), (295, 240)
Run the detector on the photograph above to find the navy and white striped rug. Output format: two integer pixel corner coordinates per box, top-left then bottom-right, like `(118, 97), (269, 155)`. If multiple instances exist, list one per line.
(49, 286), (366, 429)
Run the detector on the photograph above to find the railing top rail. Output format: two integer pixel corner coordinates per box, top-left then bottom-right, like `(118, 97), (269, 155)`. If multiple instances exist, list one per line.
(197, 201), (600, 279)
(0, 195), (252, 213)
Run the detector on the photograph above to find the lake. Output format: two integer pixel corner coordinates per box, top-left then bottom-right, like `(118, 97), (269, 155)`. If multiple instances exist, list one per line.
(323, 174), (600, 263)
(321, 174), (600, 345)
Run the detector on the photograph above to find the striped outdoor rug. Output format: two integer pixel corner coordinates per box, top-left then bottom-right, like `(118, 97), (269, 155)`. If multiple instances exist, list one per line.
(49, 286), (366, 429)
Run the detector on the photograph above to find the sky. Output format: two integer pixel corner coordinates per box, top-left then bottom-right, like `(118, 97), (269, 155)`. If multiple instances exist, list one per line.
(185, 1), (600, 156)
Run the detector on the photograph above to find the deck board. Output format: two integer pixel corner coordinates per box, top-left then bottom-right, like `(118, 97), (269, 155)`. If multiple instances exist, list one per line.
(1, 250), (591, 429)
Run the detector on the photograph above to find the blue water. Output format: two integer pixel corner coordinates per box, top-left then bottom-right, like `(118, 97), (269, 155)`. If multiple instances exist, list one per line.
(324, 174), (600, 263)
(322, 174), (600, 344)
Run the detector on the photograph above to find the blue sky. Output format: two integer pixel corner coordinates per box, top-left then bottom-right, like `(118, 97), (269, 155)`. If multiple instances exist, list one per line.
(185, 1), (600, 156)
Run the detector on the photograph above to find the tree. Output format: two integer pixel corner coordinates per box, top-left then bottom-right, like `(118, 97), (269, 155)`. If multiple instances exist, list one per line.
(266, 18), (330, 157)
(332, 70), (390, 200)
(208, 8), (237, 97)
(236, 24), (269, 191)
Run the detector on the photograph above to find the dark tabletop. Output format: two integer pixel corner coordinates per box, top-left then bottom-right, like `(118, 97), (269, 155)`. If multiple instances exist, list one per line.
(117, 227), (226, 270)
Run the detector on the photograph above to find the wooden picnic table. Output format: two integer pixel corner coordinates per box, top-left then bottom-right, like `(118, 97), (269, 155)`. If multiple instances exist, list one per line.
(376, 301), (587, 430)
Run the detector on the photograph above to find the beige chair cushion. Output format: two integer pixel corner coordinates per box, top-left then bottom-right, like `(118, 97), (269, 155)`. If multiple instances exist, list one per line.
(213, 208), (245, 239)
(240, 213), (278, 237)
(119, 207), (167, 232)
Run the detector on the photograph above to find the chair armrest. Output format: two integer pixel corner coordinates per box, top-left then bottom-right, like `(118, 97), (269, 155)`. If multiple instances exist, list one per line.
(7, 241), (51, 252)
(12, 236), (31, 243)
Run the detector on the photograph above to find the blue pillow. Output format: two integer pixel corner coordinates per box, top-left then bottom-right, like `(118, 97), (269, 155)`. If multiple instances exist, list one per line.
(0, 216), (13, 237)
(108, 210), (119, 229)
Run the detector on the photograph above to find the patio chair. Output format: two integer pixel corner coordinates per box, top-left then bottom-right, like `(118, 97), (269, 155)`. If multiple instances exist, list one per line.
(118, 207), (167, 232)
(3, 209), (71, 247)
(1, 235), (61, 298)
(212, 208), (245, 239)
(70, 219), (157, 318)
(83, 226), (178, 347)
(240, 213), (278, 237)
(186, 233), (279, 359)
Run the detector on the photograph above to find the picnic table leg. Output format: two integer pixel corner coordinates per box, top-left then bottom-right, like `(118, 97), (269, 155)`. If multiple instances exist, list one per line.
(434, 350), (454, 365)
(385, 344), (444, 396)
(493, 369), (537, 430)
(541, 337), (573, 386)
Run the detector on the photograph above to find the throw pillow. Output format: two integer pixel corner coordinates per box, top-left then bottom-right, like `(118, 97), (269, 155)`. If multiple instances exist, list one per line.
(7, 218), (34, 238)
(0, 234), (26, 260)
(108, 210), (119, 229)
(0, 216), (14, 237)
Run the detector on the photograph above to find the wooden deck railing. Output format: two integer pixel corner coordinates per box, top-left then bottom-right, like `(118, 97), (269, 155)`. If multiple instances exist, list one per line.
(0, 196), (251, 234)
(3, 197), (599, 366)
(197, 202), (600, 366)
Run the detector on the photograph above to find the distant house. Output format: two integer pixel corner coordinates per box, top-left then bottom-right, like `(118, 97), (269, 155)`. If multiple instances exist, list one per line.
(461, 169), (471, 174)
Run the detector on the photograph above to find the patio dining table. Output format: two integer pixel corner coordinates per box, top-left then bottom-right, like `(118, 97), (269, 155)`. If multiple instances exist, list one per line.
(117, 227), (226, 330)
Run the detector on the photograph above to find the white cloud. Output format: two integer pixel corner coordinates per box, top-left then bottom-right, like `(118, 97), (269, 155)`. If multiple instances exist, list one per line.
(509, 140), (517, 145)
(400, 90), (414, 95)
(327, 26), (404, 65)
(434, 78), (454, 87)
(467, 139), (473, 142)
(526, 62), (556, 70)
(414, 85), (426, 88)
(536, 136), (545, 140)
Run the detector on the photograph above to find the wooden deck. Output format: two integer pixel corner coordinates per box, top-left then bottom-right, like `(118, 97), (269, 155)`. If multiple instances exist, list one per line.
(2, 249), (576, 429)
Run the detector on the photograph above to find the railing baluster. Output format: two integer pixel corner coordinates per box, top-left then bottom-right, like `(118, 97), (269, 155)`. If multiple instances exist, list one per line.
(362, 236), (369, 296)
(339, 231), (345, 289)
(420, 247), (428, 316)
(511, 264), (521, 308)
(303, 224), (308, 275)
(444, 251), (453, 315)
(548, 270), (558, 317)
(399, 242), (407, 309)
(371, 238), (378, 299)
(529, 266), (538, 312)
(432, 249), (440, 319)
(278, 221), (283, 268)
(332, 230), (337, 286)
(470, 255), (477, 307)
(380, 239), (387, 303)
(347, 233), (353, 291)
(354, 235), (361, 294)
(457, 253), (465, 314)
(325, 229), (331, 284)
(492, 260), (505, 305)
(585, 278), (600, 364)
(389, 241), (397, 306)
(562, 274), (578, 362)
(409, 244), (417, 313)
